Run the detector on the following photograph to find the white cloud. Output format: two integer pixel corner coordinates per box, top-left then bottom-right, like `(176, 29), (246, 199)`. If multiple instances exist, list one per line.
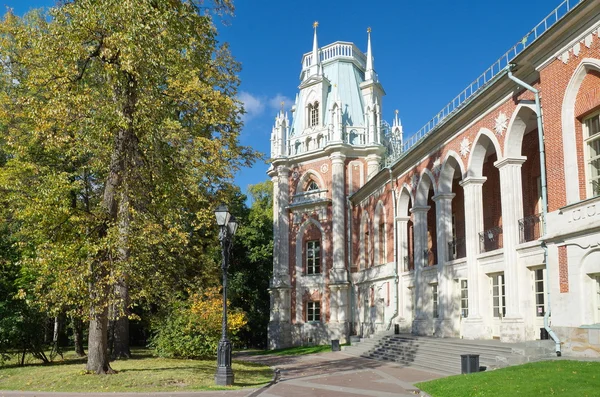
(268, 94), (294, 111)
(238, 92), (294, 122)
(238, 91), (265, 121)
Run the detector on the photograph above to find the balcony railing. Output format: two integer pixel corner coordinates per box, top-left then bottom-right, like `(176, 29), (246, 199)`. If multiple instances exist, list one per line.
(423, 249), (437, 267)
(290, 189), (328, 206)
(519, 213), (544, 244)
(479, 226), (504, 253)
(448, 236), (466, 261)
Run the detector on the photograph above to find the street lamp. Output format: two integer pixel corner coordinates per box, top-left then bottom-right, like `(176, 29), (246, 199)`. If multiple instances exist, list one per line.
(214, 204), (238, 386)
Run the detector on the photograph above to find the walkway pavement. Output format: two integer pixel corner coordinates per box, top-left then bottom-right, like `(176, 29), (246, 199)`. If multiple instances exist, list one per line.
(0, 351), (444, 397)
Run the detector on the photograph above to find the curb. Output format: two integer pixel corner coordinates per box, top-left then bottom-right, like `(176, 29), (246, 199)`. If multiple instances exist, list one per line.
(244, 368), (280, 397)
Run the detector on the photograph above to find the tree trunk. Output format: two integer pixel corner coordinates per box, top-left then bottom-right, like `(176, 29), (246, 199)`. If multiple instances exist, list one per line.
(86, 303), (115, 374)
(72, 316), (86, 357)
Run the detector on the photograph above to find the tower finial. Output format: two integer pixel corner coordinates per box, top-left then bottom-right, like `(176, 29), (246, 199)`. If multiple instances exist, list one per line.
(366, 27), (374, 81)
(311, 21), (320, 76)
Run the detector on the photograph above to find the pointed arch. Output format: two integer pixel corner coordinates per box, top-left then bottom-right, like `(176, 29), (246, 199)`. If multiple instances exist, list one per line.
(296, 169), (326, 195)
(504, 103), (537, 158)
(467, 127), (502, 178)
(415, 169), (437, 207)
(562, 58), (600, 204)
(295, 217), (325, 277)
(439, 150), (465, 194)
(396, 183), (414, 217)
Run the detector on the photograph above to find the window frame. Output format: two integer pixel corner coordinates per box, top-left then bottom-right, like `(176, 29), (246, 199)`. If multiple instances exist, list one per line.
(307, 300), (321, 322)
(492, 273), (506, 319)
(583, 112), (600, 198)
(460, 279), (469, 318)
(306, 239), (321, 275)
(310, 101), (319, 127)
(534, 268), (546, 317)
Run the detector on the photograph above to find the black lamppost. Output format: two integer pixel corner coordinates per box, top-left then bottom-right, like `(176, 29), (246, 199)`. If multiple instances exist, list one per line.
(214, 204), (238, 386)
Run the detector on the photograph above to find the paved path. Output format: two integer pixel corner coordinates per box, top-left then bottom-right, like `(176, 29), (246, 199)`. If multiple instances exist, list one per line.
(0, 352), (444, 397)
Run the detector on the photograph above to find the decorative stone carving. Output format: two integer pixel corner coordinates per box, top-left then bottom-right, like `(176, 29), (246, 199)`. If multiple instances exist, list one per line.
(320, 163), (329, 174)
(460, 137), (471, 158)
(494, 112), (508, 136)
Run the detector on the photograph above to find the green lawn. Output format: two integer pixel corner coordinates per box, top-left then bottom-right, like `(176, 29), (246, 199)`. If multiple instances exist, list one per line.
(416, 360), (600, 397)
(0, 349), (272, 392)
(252, 344), (340, 356)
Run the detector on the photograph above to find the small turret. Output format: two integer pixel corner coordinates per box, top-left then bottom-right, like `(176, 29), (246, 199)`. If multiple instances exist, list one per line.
(271, 105), (289, 158)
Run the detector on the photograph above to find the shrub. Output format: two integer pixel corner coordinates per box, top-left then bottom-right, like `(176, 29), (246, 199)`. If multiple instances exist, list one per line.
(150, 287), (247, 359)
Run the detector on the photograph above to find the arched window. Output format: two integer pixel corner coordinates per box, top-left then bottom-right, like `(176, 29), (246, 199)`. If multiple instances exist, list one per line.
(310, 101), (319, 127)
(306, 180), (319, 191)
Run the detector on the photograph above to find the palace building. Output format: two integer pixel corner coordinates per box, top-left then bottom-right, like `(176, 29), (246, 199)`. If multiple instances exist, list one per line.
(267, 0), (600, 356)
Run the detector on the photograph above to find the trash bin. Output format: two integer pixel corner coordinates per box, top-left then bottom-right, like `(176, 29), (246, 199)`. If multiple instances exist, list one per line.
(540, 327), (549, 340)
(394, 324), (400, 335)
(461, 354), (480, 374)
(331, 339), (340, 352)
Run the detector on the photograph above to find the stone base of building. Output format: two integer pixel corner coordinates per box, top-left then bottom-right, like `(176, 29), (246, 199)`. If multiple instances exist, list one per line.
(412, 318), (433, 336)
(268, 321), (293, 349)
(461, 316), (488, 339)
(500, 316), (526, 343)
(553, 325), (600, 357)
(434, 318), (458, 337)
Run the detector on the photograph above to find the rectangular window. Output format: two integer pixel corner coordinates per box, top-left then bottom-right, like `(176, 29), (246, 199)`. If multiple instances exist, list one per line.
(584, 113), (600, 197)
(534, 268), (545, 317)
(306, 240), (320, 274)
(378, 222), (386, 265)
(432, 284), (439, 319)
(492, 273), (506, 318)
(460, 279), (469, 318)
(307, 301), (320, 322)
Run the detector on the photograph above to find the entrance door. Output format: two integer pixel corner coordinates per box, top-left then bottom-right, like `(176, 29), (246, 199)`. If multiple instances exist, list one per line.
(491, 273), (505, 338)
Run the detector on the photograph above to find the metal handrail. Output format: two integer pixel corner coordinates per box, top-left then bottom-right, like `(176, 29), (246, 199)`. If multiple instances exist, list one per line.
(518, 213), (544, 243)
(479, 226), (504, 253)
(386, 0), (584, 166)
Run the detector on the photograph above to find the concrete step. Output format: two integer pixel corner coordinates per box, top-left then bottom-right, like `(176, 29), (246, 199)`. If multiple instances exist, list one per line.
(343, 332), (539, 375)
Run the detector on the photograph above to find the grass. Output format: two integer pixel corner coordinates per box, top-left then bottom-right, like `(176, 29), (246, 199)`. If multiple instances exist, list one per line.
(416, 360), (600, 397)
(252, 344), (339, 356)
(0, 349), (272, 392)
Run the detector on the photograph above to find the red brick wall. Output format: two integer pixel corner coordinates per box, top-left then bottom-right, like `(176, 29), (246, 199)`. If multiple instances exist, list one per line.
(558, 245), (569, 293)
(482, 152), (502, 231)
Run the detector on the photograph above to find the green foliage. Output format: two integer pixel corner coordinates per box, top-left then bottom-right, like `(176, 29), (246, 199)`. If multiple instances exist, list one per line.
(416, 360), (600, 397)
(229, 181), (273, 348)
(0, 0), (257, 367)
(150, 288), (247, 359)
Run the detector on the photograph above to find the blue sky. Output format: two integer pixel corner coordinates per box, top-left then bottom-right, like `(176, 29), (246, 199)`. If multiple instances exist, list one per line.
(4, 0), (562, 199)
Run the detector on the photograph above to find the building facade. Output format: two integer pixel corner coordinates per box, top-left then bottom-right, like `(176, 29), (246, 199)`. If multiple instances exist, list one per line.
(268, 0), (600, 356)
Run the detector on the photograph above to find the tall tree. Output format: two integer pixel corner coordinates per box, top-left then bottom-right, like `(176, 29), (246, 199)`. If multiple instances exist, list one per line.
(229, 181), (273, 348)
(0, 0), (254, 374)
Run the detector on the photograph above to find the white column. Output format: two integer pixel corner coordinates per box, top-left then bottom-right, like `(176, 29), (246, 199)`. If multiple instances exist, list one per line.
(459, 177), (487, 339)
(366, 154), (381, 181)
(496, 157), (526, 342)
(329, 152), (347, 282)
(396, 216), (410, 320)
(410, 206), (429, 324)
(433, 193), (455, 325)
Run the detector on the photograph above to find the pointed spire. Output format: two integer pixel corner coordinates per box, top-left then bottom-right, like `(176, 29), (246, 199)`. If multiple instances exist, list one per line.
(393, 109), (401, 127)
(311, 21), (320, 76)
(365, 27), (374, 81)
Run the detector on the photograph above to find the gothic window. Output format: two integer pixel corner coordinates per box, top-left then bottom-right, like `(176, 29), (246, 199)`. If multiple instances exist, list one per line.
(307, 301), (320, 322)
(306, 180), (319, 192)
(310, 101), (319, 127)
(583, 112), (600, 197)
(306, 240), (320, 274)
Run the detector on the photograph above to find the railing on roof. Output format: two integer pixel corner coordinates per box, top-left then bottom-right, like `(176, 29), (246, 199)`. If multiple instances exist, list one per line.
(386, 0), (584, 166)
(302, 42), (367, 70)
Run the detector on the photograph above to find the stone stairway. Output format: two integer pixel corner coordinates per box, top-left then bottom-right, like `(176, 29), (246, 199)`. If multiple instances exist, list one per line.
(342, 333), (555, 375)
